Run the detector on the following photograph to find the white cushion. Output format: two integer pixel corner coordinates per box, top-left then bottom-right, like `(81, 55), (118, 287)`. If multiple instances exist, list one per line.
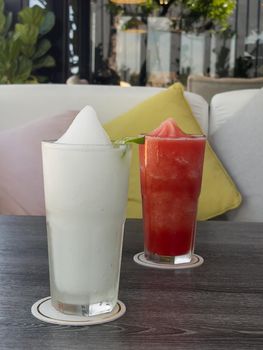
(209, 89), (259, 135)
(210, 88), (263, 221)
(184, 91), (209, 134)
(0, 111), (77, 215)
(0, 84), (209, 134)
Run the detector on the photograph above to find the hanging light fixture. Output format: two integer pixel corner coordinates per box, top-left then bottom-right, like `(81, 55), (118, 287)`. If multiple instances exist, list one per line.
(121, 16), (147, 33)
(111, 0), (146, 4)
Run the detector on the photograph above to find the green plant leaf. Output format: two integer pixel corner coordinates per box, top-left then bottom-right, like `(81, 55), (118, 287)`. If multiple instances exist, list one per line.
(0, 76), (8, 84)
(0, 11), (5, 33)
(114, 135), (145, 145)
(2, 11), (12, 36)
(0, 39), (8, 72)
(20, 44), (35, 58)
(0, 0), (4, 12)
(7, 37), (21, 61)
(15, 56), (32, 82)
(35, 74), (48, 83)
(0, 37), (20, 72)
(0, 36), (25, 83)
(26, 75), (39, 83)
(18, 5), (45, 27)
(5, 60), (18, 83)
(33, 54), (55, 70)
(39, 11), (55, 35)
(32, 38), (51, 59)
(15, 23), (39, 46)
(0, 35), (4, 45)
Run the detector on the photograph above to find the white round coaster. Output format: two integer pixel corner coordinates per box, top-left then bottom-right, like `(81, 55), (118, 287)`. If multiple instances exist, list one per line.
(31, 297), (126, 326)
(133, 252), (204, 270)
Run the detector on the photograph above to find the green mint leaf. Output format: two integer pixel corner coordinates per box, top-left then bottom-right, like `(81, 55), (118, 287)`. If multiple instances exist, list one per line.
(114, 135), (145, 145)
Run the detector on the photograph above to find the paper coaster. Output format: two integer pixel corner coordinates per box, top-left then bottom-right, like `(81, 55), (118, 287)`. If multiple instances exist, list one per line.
(133, 252), (204, 270)
(31, 297), (126, 326)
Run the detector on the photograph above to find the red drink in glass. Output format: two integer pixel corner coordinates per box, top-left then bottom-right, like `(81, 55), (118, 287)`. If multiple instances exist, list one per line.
(139, 119), (206, 264)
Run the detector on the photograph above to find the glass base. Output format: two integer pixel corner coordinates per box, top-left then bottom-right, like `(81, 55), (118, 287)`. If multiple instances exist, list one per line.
(52, 299), (115, 317)
(145, 250), (192, 265)
(32, 297), (126, 326)
(134, 252), (204, 270)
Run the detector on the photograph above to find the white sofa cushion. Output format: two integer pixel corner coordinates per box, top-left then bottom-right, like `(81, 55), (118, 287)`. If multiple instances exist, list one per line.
(210, 88), (263, 221)
(0, 111), (77, 215)
(209, 89), (259, 135)
(0, 84), (209, 134)
(184, 91), (209, 133)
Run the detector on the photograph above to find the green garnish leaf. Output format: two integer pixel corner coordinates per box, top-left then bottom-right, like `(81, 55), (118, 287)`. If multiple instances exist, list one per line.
(114, 135), (145, 145)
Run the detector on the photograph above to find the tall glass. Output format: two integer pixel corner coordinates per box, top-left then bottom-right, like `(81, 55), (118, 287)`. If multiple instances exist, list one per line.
(42, 142), (131, 316)
(139, 134), (206, 264)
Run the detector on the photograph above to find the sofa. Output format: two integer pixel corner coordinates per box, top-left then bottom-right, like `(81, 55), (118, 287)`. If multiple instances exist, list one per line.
(0, 84), (262, 222)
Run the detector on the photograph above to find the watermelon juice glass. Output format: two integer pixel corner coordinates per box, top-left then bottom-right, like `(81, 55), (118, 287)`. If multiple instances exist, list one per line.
(139, 119), (206, 264)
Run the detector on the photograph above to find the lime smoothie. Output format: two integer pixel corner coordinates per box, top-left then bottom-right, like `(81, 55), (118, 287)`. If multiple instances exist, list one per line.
(42, 106), (130, 316)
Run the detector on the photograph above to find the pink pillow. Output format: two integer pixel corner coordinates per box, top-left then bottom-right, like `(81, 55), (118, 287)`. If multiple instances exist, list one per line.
(0, 111), (78, 215)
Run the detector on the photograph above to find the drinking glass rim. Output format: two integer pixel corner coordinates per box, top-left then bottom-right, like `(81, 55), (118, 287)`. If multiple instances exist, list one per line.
(42, 140), (130, 151)
(142, 134), (206, 141)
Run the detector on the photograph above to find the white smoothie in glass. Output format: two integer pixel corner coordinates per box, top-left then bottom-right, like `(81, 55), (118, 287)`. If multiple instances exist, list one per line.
(42, 106), (131, 316)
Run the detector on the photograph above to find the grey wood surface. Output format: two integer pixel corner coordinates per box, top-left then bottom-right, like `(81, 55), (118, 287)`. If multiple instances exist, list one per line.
(0, 216), (263, 350)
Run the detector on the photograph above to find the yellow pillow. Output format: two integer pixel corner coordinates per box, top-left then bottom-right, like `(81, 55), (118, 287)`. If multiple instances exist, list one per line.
(104, 83), (242, 220)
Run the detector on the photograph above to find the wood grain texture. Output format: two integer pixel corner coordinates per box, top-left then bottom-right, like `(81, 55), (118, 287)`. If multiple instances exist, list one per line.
(0, 216), (263, 350)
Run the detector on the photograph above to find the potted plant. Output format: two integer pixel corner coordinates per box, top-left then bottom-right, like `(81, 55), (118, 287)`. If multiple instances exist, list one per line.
(0, 0), (55, 84)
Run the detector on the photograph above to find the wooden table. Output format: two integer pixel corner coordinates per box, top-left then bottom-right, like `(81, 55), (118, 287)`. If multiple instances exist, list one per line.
(0, 216), (263, 350)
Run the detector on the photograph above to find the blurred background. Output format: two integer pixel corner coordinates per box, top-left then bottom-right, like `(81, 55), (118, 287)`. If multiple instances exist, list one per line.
(1, 0), (263, 86)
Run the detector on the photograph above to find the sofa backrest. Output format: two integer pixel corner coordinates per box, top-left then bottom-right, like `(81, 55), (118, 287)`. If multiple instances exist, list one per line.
(187, 75), (263, 103)
(0, 84), (209, 134)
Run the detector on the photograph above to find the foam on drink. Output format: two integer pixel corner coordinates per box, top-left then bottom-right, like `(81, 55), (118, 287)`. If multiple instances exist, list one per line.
(56, 105), (111, 145)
